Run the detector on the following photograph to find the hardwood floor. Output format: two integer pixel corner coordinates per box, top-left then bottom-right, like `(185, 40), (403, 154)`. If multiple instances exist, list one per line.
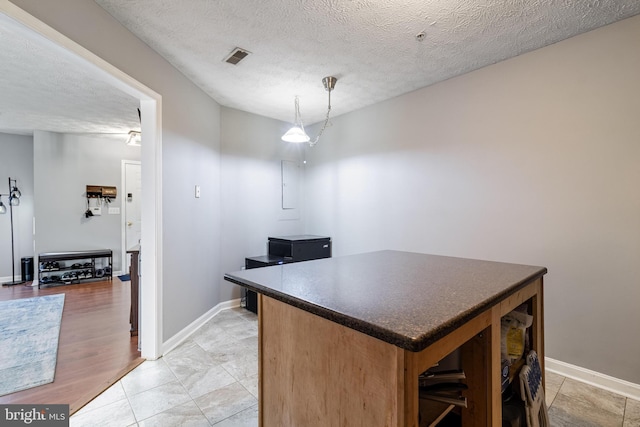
(0, 278), (143, 414)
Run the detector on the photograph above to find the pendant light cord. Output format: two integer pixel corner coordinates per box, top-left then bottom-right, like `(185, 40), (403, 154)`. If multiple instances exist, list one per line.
(294, 96), (306, 133)
(309, 88), (331, 148)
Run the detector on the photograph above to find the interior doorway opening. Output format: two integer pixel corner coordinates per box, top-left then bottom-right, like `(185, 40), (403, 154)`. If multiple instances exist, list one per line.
(122, 160), (142, 274)
(1, 2), (164, 360)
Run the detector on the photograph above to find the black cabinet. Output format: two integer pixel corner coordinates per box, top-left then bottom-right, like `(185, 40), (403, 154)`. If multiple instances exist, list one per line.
(268, 235), (332, 261)
(244, 235), (331, 313)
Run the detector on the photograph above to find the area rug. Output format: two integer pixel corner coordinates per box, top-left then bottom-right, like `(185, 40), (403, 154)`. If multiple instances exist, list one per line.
(0, 293), (65, 396)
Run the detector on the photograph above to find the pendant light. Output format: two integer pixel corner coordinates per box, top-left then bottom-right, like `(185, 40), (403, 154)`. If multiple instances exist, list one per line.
(281, 76), (337, 147)
(281, 97), (310, 143)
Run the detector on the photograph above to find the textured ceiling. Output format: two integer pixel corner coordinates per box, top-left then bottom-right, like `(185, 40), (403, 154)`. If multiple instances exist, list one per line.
(0, 12), (140, 136)
(1, 1), (639, 136)
(94, 0), (640, 124)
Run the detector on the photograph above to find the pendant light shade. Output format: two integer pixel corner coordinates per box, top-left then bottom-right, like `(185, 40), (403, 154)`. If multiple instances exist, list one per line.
(282, 97), (309, 143)
(10, 186), (21, 199)
(282, 126), (310, 143)
(9, 186), (20, 206)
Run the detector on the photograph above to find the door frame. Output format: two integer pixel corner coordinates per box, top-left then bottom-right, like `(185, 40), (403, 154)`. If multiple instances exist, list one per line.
(121, 160), (142, 274)
(2, 2), (164, 359)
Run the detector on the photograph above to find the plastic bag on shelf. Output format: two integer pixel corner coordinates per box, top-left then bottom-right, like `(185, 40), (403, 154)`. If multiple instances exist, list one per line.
(501, 308), (533, 363)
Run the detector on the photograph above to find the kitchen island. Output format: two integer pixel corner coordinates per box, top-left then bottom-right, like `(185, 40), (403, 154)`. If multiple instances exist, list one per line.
(224, 250), (547, 426)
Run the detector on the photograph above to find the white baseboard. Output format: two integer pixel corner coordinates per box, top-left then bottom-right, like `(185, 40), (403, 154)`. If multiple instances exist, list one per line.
(0, 276), (28, 285)
(546, 357), (640, 400)
(162, 298), (242, 355)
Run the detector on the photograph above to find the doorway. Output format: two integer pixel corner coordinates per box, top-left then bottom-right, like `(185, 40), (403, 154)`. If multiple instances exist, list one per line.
(1, 3), (163, 359)
(122, 160), (142, 273)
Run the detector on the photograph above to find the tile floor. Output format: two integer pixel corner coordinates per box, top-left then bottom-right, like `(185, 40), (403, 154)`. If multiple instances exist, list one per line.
(71, 308), (640, 426)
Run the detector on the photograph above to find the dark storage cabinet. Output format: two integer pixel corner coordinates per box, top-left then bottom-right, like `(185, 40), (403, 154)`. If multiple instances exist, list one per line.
(244, 235), (331, 313)
(268, 235), (331, 261)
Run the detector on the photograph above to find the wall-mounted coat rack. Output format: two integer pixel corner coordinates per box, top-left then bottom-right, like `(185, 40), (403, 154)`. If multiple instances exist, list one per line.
(86, 185), (117, 199)
(85, 185), (117, 218)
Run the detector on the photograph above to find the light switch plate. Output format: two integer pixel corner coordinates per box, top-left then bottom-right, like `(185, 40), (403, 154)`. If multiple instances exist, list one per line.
(195, 185), (201, 198)
(108, 207), (120, 214)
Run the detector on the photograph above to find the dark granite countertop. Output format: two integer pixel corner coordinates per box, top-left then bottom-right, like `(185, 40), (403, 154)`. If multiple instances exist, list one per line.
(224, 250), (547, 352)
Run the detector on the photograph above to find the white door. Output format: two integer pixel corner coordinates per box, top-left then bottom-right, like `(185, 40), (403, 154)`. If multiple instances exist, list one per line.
(123, 161), (142, 273)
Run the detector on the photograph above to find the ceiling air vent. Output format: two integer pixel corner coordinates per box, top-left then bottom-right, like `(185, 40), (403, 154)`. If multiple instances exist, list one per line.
(224, 47), (251, 65)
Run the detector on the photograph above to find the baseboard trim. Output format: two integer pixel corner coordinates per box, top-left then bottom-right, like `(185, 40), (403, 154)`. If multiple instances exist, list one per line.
(162, 298), (241, 355)
(0, 275), (26, 284)
(546, 357), (640, 400)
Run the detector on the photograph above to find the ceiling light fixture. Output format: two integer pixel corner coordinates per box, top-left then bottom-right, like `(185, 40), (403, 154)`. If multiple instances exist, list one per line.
(126, 130), (141, 146)
(281, 96), (309, 144)
(282, 76), (337, 147)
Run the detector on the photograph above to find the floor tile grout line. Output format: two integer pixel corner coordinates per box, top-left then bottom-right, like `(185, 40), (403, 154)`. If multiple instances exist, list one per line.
(121, 359), (180, 399)
(123, 387), (139, 425)
(123, 388), (139, 426)
(547, 375), (565, 408)
(237, 380), (258, 399)
(73, 391), (131, 419)
(125, 377), (193, 423)
(622, 397), (627, 423)
(132, 395), (211, 426)
(549, 377), (629, 425)
(209, 401), (258, 426)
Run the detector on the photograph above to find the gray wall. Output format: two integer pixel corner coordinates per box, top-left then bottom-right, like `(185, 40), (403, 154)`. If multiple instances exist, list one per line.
(11, 0), (223, 341)
(304, 16), (640, 384)
(33, 131), (140, 272)
(11, 0), (640, 384)
(0, 132), (34, 280)
(219, 107), (305, 300)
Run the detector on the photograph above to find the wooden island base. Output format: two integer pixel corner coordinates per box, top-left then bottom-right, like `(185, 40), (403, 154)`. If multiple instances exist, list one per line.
(258, 278), (543, 427)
